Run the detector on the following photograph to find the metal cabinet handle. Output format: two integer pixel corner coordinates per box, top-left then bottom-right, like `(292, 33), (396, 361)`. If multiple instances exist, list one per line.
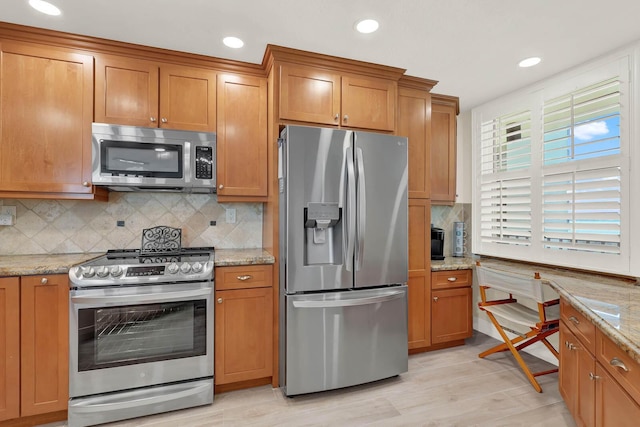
(334, 113), (339, 121)
(150, 117), (157, 122)
(237, 275), (252, 281)
(568, 315), (580, 325)
(565, 341), (577, 350)
(161, 117), (168, 123)
(433, 296), (439, 302)
(589, 372), (600, 381)
(343, 114), (349, 122)
(447, 277), (457, 282)
(41, 277), (48, 284)
(219, 184), (224, 190)
(610, 357), (629, 372)
(82, 181), (90, 187)
(217, 298), (223, 304)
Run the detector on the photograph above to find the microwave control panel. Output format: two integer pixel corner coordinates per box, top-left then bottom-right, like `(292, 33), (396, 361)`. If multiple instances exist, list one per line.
(195, 146), (213, 180)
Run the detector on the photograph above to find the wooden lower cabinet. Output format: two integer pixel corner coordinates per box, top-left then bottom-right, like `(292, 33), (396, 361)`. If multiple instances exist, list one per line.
(431, 286), (473, 344)
(560, 299), (640, 427)
(214, 265), (273, 387)
(0, 275), (68, 423)
(407, 199), (430, 350)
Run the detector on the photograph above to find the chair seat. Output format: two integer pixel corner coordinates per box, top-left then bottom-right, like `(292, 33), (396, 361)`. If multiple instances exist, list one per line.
(481, 302), (559, 329)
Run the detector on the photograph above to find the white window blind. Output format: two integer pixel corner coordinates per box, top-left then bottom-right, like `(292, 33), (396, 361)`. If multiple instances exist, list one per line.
(480, 110), (532, 174)
(480, 177), (532, 246)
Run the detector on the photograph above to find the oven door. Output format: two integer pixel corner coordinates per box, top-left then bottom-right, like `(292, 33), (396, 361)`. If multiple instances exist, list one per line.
(69, 282), (213, 398)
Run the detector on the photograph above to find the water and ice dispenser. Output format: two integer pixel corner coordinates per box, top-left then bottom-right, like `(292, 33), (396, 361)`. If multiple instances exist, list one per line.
(303, 202), (342, 265)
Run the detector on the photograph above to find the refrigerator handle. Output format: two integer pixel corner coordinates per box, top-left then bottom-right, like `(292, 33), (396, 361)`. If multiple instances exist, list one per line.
(292, 289), (405, 308)
(355, 147), (366, 271)
(278, 138), (285, 193)
(345, 152), (357, 272)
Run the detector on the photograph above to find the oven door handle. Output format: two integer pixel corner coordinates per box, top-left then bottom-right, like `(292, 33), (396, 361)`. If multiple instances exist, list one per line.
(71, 287), (212, 305)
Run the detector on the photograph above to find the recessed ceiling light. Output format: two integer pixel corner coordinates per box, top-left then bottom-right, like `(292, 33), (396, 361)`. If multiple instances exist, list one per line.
(518, 57), (541, 68)
(29, 0), (61, 16)
(223, 36), (244, 49)
(355, 19), (379, 34)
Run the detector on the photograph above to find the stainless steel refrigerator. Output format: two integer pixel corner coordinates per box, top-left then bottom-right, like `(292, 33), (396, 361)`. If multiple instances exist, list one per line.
(278, 125), (409, 396)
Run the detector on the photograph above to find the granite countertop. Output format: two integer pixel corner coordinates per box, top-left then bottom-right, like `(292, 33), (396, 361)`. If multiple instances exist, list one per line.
(0, 249), (275, 277)
(431, 256), (476, 271)
(478, 258), (640, 364)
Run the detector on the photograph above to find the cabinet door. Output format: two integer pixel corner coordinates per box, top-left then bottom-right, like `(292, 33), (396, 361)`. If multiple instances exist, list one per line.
(0, 277), (19, 422)
(408, 199), (431, 349)
(20, 275), (69, 417)
(95, 55), (159, 127)
(342, 75), (396, 131)
(279, 64), (341, 126)
(431, 96), (458, 204)
(559, 324), (578, 417)
(216, 74), (267, 199)
(398, 87), (431, 199)
(0, 41), (93, 194)
(431, 287), (472, 344)
(160, 65), (216, 132)
(596, 364), (640, 427)
(215, 287), (273, 385)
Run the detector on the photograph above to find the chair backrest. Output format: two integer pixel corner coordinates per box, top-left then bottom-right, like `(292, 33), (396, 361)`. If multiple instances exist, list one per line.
(476, 265), (547, 303)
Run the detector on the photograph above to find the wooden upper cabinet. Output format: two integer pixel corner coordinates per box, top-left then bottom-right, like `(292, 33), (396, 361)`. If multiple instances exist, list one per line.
(216, 73), (268, 200)
(279, 63), (397, 131)
(397, 78), (436, 199)
(0, 41), (96, 197)
(0, 278), (20, 422)
(95, 54), (216, 132)
(431, 94), (459, 204)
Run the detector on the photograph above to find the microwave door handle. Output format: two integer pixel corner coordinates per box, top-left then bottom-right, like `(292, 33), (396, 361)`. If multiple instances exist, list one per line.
(115, 158), (147, 165)
(71, 287), (211, 306)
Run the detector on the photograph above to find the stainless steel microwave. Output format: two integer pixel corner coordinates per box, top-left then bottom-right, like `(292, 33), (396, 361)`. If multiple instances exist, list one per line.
(91, 123), (216, 193)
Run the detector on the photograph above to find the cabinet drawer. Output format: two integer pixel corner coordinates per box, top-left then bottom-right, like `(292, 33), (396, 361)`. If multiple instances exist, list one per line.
(431, 270), (471, 290)
(597, 329), (640, 404)
(561, 298), (596, 354)
(215, 265), (273, 290)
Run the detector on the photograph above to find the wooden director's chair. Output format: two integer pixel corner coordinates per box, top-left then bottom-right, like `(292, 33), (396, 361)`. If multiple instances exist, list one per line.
(476, 261), (560, 393)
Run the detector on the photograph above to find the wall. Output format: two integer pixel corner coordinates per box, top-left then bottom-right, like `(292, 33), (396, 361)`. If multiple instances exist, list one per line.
(430, 203), (471, 258)
(0, 193), (262, 255)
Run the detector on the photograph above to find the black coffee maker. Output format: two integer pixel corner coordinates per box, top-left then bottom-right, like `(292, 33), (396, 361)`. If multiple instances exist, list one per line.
(431, 226), (445, 260)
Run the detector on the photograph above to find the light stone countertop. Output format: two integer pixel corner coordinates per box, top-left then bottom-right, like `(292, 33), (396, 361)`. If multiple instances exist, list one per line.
(478, 257), (640, 364)
(431, 257), (476, 271)
(0, 249), (275, 277)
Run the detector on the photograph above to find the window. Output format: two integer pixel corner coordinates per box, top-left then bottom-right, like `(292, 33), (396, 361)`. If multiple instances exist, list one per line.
(473, 56), (630, 274)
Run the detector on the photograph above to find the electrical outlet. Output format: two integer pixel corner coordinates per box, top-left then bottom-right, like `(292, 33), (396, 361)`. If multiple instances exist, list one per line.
(226, 208), (236, 224)
(0, 214), (13, 226)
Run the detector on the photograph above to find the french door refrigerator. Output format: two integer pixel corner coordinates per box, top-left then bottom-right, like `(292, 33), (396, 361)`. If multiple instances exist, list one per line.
(278, 125), (409, 396)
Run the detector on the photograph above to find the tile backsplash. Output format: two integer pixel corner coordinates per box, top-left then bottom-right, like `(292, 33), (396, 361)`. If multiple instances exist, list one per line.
(431, 203), (471, 257)
(0, 193), (262, 255)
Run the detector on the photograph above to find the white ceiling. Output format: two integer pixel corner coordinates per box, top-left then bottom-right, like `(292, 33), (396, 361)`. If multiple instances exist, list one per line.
(4, 0), (640, 112)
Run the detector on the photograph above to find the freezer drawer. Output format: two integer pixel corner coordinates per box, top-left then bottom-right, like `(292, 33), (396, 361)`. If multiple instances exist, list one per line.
(284, 286), (408, 396)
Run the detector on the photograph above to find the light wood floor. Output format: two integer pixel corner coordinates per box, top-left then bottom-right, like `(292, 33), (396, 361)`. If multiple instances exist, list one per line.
(45, 332), (576, 426)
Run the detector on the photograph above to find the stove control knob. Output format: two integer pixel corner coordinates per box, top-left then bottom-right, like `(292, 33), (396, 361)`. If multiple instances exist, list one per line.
(110, 266), (123, 277)
(180, 262), (192, 274)
(191, 262), (203, 273)
(82, 267), (96, 278)
(167, 263), (180, 274)
(96, 266), (110, 278)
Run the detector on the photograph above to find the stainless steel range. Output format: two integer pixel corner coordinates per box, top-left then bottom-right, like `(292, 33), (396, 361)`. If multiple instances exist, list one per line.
(67, 234), (215, 427)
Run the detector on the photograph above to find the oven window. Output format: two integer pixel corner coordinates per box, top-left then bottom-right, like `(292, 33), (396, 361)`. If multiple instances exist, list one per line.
(101, 140), (183, 178)
(77, 300), (206, 371)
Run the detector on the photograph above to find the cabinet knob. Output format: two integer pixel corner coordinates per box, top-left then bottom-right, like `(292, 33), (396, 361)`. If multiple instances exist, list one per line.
(161, 117), (168, 123)
(41, 277), (48, 284)
(610, 357), (629, 372)
(447, 277), (457, 282)
(150, 117), (157, 122)
(217, 298), (223, 304)
(334, 113), (339, 121)
(237, 275), (252, 281)
(343, 114), (349, 122)
(433, 296), (439, 302)
(82, 181), (90, 187)
(218, 184), (224, 190)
